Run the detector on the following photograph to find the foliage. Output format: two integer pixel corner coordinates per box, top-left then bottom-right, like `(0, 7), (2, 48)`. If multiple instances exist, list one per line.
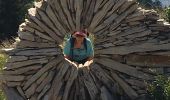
(0, 53), (8, 100)
(0, 89), (6, 100)
(147, 75), (170, 100)
(137, 0), (154, 8)
(137, 0), (162, 9)
(165, 7), (170, 22)
(0, 0), (35, 40)
(0, 54), (8, 70)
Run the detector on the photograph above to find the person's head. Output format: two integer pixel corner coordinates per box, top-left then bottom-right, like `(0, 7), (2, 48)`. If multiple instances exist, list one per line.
(73, 30), (88, 42)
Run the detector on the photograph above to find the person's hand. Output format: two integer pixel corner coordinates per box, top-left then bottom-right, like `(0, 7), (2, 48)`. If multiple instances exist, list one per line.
(78, 64), (83, 68)
(83, 61), (90, 67)
(72, 61), (78, 66)
(64, 58), (78, 67)
(83, 60), (93, 70)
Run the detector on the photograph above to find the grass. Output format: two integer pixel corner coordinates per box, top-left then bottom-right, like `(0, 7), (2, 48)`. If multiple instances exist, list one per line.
(0, 54), (8, 70)
(0, 53), (8, 100)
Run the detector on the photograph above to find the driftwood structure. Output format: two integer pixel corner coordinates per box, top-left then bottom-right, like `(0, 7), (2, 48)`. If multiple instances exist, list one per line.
(1, 0), (170, 100)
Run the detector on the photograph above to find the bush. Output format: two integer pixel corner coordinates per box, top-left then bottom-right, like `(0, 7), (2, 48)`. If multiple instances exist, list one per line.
(0, 0), (35, 40)
(0, 89), (6, 100)
(0, 54), (8, 70)
(0, 53), (8, 100)
(147, 75), (170, 100)
(165, 7), (170, 22)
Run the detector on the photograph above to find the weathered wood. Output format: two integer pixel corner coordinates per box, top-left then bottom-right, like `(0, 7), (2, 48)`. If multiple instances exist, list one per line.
(100, 86), (113, 100)
(46, 5), (67, 35)
(94, 0), (104, 13)
(95, 42), (170, 55)
(91, 64), (114, 88)
(19, 23), (35, 33)
(25, 19), (45, 32)
(115, 26), (147, 38)
(124, 30), (152, 39)
(60, 0), (75, 30)
(0, 74), (25, 82)
(78, 75), (86, 100)
(37, 9), (63, 37)
(25, 83), (37, 98)
(84, 0), (95, 28)
(110, 4), (138, 31)
(74, 77), (80, 100)
(16, 40), (58, 48)
(34, 30), (54, 42)
(48, 61), (70, 100)
(1, 84), (24, 100)
(3, 65), (42, 75)
(5, 58), (48, 70)
(106, 0), (126, 17)
(37, 84), (51, 100)
(6, 82), (21, 87)
(29, 56), (46, 59)
(36, 70), (54, 92)
(94, 13), (118, 33)
(118, 0), (137, 14)
(23, 56), (63, 90)
(111, 72), (138, 100)
(14, 48), (61, 56)
(7, 56), (28, 63)
(62, 66), (78, 100)
(126, 54), (170, 67)
(53, 0), (71, 31)
(75, 0), (82, 30)
(95, 57), (153, 80)
(17, 86), (26, 99)
(82, 67), (99, 100)
(124, 79), (146, 89)
(28, 14), (61, 43)
(30, 94), (38, 100)
(36, 72), (48, 85)
(18, 31), (35, 41)
(89, 0), (114, 32)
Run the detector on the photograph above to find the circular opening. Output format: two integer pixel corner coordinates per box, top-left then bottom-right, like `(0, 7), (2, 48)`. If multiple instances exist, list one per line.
(59, 31), (95, 68)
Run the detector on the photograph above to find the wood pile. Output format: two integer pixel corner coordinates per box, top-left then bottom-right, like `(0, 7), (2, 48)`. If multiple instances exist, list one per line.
(1, 0), (170, 100)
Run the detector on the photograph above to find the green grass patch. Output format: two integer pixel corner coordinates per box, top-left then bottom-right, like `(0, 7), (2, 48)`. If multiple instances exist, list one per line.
(0, 54), (8, 71)
(0, 53), (8, 100)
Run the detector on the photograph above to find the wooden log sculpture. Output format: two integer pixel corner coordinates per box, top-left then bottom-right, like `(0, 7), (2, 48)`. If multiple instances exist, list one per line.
(1, 0), (170, 100)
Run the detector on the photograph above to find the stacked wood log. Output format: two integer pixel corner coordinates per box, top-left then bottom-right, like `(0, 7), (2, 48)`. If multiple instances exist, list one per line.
(1, 0), (170, 100)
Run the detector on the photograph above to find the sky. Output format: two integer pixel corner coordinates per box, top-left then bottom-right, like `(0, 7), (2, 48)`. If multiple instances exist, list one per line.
(159, 0), (170, 7)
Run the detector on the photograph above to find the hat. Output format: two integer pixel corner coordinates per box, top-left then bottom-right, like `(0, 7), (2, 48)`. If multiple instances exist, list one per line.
(74, 31), (87, 37)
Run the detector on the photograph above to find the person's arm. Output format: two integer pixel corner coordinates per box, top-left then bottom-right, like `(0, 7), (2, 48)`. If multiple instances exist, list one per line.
(87, 56), (93, 61)
(83, 59), (93, 70)
(63, 40), (71, 60)
(64, 55), (71, 60)
(87, 39), (94, 61)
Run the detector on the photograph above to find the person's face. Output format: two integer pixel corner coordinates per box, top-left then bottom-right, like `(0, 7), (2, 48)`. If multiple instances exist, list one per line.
(75, 35), (85, 42)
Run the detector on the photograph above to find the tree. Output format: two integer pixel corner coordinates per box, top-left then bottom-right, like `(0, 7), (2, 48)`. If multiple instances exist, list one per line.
(137, 0), (154, 8)
(137, 0), (162, 9)
(153, 0), (162, 8)
(0, 0), (34, 40)
(165, 7), (170, 22)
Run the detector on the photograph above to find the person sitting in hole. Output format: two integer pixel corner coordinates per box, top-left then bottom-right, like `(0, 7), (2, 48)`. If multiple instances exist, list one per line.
(63, 30), (94, 66)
